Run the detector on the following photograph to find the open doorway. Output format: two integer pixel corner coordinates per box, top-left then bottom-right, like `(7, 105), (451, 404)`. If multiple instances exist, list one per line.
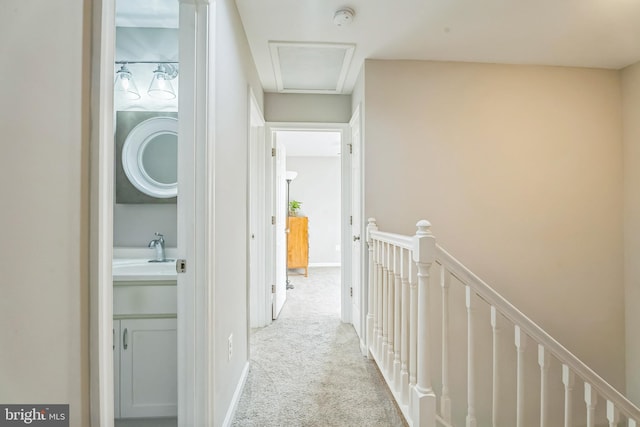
(112, 1), (179, 426)
(91, 0), (217, 425)
(248, 122), (359, 330)
(279, 130), (343, 299)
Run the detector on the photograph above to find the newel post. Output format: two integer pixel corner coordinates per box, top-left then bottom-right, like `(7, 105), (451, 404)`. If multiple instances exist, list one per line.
(366, 218), (378, 358)
(412, 220), (437, 426)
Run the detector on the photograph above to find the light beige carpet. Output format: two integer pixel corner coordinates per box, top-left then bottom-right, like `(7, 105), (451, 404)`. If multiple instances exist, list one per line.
(231, 267), (407, 427)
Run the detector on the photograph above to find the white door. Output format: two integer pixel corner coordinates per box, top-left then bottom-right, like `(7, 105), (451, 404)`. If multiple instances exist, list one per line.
(119, 318), (178, 418)
(350, 109), (364, 344)
(249, 125), (259, 324)
(273, 139), (287, 319)
(248, 94), (267, 328)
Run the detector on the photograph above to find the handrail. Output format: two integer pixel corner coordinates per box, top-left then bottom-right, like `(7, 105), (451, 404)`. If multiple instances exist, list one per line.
(435, 243), (640, 420)
(369, 229), (413, 250)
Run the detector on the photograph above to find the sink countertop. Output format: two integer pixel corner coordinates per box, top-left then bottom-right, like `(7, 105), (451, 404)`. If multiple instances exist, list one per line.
(113, 247), (179, 282)
(113, 246), (178, 259)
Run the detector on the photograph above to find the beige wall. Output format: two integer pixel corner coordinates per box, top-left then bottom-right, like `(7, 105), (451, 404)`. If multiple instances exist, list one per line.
(287, 156), (342, 265)
(364, 60), (625, 392)
(623, 61), (640, 404)
(213, 0), (264, 424)
(351, 65), (365, 118)
(0, 0), (90, 425)
(265, 93), (352, 123)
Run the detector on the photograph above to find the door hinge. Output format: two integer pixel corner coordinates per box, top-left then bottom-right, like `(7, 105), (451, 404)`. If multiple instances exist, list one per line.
(350, 287), (353, 297)
(350, 215), (353, 225)
(349, 143), (353, 154)
(272, 284), (276, 293)
(272, 148), (276, 157)
(272, 215), (276, 225)
(176, 259), (187, 274)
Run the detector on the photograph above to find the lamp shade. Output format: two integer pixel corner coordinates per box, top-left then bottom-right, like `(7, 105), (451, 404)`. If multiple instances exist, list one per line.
(148, 66), (176, 100)
(286, 171), (298, 181)
(114, 65), (141, 100)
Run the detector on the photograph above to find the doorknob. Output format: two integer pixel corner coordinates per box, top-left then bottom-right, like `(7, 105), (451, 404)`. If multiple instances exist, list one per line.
(353, 235), (361, 241)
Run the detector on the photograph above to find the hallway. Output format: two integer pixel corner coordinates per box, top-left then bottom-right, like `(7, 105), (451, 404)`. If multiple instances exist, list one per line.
(232, 268), (406, 426)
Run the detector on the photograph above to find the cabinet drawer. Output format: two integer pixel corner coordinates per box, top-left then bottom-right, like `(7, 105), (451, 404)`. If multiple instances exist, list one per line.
(114, 283), (176, 316)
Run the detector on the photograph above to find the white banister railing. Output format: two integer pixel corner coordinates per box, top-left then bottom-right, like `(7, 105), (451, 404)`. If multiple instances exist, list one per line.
(366, 218), (640, 427)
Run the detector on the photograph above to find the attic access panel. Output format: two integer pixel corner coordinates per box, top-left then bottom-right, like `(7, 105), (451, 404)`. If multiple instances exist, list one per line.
(269, 42), (355, 94)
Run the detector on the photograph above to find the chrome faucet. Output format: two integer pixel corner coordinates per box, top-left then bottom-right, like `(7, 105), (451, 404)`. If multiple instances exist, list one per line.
(148, 232), (166, 262)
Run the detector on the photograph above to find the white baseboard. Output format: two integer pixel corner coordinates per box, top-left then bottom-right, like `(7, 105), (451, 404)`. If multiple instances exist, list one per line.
(308, 262), (341, 267)
(359, 338), (367, 357)
(221, 361), (250, 427)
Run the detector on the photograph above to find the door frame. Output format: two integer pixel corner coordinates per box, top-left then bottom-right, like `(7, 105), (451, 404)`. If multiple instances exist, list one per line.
(262, 122), (352, 324)
(271, 137), (288, 319)
(88, 0), (215, 425)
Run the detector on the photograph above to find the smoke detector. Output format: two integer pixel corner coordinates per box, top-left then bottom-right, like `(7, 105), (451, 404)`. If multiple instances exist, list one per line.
(333, 8), (355, 27)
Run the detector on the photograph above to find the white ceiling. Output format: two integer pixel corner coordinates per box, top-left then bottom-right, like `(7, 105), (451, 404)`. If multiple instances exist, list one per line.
(278, 131), (342, 157)
(235, 0), (640, 94)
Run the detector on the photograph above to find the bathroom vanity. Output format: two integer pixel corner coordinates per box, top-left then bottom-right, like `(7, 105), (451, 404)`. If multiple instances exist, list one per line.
(113, 257), (177, 419)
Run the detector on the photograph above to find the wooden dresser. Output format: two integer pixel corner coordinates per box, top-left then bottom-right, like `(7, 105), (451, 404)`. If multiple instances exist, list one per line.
(287, 216), (308, 277)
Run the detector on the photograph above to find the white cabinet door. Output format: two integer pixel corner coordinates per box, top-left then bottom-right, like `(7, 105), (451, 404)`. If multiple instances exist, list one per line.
(114, 320), (121, 418)
(119, 318), (177, 418)
(113, 320), (120, 418)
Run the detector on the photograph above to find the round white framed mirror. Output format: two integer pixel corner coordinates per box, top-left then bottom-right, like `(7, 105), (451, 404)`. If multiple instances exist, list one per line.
(122, 116), (178, 198)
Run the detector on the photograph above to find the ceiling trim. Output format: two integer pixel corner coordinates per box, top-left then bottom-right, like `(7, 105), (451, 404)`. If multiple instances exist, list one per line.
(268, 41), (355, 94)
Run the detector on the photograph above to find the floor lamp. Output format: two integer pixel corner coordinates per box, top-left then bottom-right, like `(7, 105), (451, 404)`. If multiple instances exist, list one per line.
(285, 171), (297, 290)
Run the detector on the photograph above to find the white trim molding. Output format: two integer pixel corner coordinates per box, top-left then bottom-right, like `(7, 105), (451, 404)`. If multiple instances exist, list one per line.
(308, 262), (341, 268)
(221, 362), (250, 427)
(177, 0), (217, 425)
(89, 0), (116, 424)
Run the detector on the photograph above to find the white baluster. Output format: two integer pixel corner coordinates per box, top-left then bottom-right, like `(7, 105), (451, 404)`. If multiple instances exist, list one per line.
(585, 383), (597, 427)
(376, 239), (383, 356)
(386, 244), (396, 378)
(366, 219), (377, 357)
(441, 268), (452, 423)
(563, 365), (575, 427)
(384, 243), (395, 374)
(606, 400), (619, 427)
(515, 325), (527, 427)
(400, 248), (410, 405)
(538, 345), (550, 427)
(629, 418), (637, 427)
(466, 286), (477, 427)
(409, 255), (417, 404)
(381, 241), (388, 361)
(387, 244), (395, 377)
(393, 245), (402, 391)
(411, 220), (437, 426)
(372, 239), (378, 354)
(490, 306), (499, 427)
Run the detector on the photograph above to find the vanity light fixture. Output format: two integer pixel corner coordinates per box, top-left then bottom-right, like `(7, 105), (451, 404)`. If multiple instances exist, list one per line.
(114, 61), (179, 101)
(114, 64), (141, 100)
